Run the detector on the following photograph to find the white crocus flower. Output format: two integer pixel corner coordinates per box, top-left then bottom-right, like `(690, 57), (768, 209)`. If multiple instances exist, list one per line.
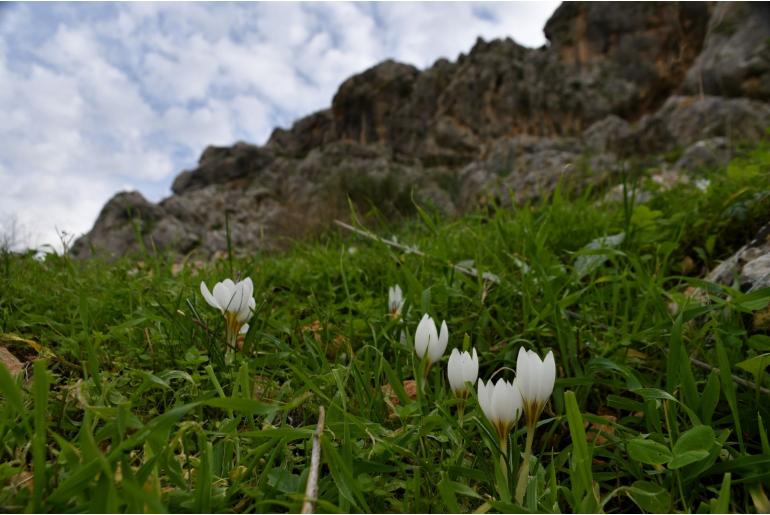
(516, 347), (556, 425)
(477, 377), (523, 440)
(414, 314), (448, 365)
(513, 347), (557, 504)
(447, 348), (479, 395)
(388, 285), (405, 318)
(200, 277), (256, 348)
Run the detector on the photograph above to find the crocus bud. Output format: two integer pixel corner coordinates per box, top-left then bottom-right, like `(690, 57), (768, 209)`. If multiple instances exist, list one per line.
(388, 284), (404, 318)
(477, 377), (523, 440)
(447, 348), (479, 395)
(515, 347), (556, 425)
(414, 314), (448, 364)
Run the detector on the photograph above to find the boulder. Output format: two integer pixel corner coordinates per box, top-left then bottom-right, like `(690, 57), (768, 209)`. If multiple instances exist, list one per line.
(631, 96), (770, 154)
(675, 137), (732, 172)
(706, 221), (770, 292)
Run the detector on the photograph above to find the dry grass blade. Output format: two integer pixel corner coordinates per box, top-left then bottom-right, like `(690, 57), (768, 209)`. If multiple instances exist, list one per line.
(334, 220), (500, 284)
(301, 405), (326, 514)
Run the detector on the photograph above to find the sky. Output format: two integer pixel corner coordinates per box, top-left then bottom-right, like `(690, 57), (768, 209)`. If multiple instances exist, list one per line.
(0, 1), (559, 251)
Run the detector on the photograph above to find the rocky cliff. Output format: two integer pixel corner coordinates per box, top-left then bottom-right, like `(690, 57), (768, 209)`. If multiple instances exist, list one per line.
(73, 2), (770, 258)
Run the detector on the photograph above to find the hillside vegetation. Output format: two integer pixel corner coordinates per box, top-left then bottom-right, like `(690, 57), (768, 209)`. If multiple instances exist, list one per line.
(1, 141), (770, 513)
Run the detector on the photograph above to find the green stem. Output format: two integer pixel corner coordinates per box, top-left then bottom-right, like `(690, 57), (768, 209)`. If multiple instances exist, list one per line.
(515, 424), (535, 505)
(457, 397), (466, 428)
(500, 436), (509, 481)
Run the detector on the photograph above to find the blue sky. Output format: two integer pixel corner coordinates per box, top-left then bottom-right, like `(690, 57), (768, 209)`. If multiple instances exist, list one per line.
(0, 1), (559, 250)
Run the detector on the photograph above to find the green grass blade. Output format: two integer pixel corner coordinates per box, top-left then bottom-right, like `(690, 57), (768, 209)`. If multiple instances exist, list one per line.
(564, 390), (598, 509)
(715, 340), (745, 453)
(32, 359), (49, 512)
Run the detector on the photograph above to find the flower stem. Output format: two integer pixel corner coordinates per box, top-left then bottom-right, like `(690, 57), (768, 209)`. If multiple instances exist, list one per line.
(457, 397), (465, 428)
(495, 435), (511, 503)
(515, 424), (535, 505)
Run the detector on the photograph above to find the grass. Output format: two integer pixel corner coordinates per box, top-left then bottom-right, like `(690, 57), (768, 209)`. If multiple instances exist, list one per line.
(1, 141), (770, 513)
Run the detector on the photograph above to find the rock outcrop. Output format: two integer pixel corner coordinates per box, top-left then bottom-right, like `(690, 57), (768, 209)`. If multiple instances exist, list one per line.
(73, 1), (770, 259)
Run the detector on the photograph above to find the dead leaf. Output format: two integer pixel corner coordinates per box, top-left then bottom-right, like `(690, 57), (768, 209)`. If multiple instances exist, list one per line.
(381, 380), (418, 420)
(0, 347), (24, 377)
(585, 413), (617, 446)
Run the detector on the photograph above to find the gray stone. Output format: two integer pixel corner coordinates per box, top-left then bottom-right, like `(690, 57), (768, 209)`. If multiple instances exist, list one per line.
(681, 3), (770, 100)
(675, 137), (732, 172)
(707, 221), (770, 291)
(582, 115), (632, 154)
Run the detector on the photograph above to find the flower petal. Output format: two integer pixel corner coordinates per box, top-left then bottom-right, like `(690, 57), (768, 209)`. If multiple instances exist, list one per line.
(465, 348), (479, 384)
(212, 282), (231, 313)
(414, 314), (431, 358)
(477, 379), (494, 422)
(447, 348), (463, 392)
(541, 350), (556, 401)
(200, 281), (220, 310)
(428, 320), (448, 363)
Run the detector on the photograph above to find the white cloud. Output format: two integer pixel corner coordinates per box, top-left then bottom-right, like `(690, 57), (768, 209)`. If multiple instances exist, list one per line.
(0, 1), (558, 251)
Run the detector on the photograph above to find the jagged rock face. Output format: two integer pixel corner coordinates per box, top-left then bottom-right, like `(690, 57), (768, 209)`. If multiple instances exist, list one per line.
(681, 2), (770, 100)
(74, 1), (770, 259)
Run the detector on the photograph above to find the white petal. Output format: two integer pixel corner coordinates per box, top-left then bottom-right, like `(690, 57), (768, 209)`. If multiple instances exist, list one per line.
(200, 281), (220, 310)
(492, 379), (522, 424)
(212, 282), (231, 313)
(477, 379), (494, 421)
(541, 350), (556, 401)
(236, 280), (254, 322)
(240, 277), (254, 305)
(414, 314), (431, 358)
(465, 348), (479, 384)
(429, 320), (448, 363)
(239, 323), (249, 334)
(225, 281), (245, 314)
(447, 348), (463, 392)
(516, 347), (532, 402)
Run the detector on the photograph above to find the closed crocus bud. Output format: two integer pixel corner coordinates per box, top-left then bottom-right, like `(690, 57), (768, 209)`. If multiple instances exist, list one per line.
(414, 314), (448, 364)
(388, 285), (405, 318)
(201, 277), (256, 348)
(447, 348), (479, 395)
(478, 378), (523, 440)
(516, 347), (556, 425)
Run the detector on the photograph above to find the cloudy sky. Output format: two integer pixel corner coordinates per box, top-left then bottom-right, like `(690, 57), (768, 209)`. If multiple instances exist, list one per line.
(0, 1), (559, 251)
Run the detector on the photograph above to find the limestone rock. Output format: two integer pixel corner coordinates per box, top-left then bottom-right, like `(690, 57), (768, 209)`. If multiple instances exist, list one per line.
(582, 115), (632, 154)
(631, 96), (770, 154)
(707, 222), (770, 292)
(675, 137), (732, 172)
(681, 3), (770, 100)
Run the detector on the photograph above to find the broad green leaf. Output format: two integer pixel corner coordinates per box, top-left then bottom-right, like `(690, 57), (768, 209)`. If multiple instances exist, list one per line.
(627, 480), (671, 513)
(669, 425), (714, 469)
(747, 335), (770, 352)
(735, 353), (770, 377)
(573, 232), (625, 279)
(627, 438), (672, 465)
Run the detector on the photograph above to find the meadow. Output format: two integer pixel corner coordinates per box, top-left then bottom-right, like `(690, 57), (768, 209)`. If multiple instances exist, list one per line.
(1, 141), (770, 513)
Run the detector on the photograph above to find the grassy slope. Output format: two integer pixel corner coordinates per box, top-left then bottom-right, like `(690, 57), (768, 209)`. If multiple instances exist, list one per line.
(1, 142), (770, 513)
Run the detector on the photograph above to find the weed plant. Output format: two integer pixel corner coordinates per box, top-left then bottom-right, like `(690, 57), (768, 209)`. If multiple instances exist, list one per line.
(1, 142), (770, 512)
